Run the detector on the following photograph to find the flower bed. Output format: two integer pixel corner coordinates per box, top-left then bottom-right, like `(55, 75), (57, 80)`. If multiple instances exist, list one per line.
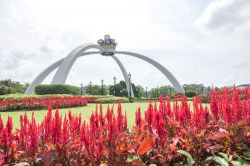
(0, 96), (88, 111)
(0, 86), (249, 165)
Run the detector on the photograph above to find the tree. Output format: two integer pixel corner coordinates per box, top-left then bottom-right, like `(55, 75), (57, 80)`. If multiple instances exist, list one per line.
(85, 85), (108, 95)
(0, 79), (27, 94)
(0, 85), (9, 95)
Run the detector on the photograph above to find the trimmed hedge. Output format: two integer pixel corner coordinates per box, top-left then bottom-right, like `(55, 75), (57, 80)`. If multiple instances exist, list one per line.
(185, 91), (197, 98)
(95, 97), (129, 103)
(35, 84), (80, 95)
(0, 93), (73, 101)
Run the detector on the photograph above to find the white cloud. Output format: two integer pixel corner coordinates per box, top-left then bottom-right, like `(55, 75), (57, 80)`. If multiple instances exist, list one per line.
(196, 0), (250, 36)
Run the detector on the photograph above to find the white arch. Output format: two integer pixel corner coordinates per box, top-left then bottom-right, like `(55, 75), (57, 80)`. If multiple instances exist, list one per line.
(51, 43), (103, 84)
(112, 55), (134, 98)
(116, 51), (185, 94)
(25, 51), (101, 94)
(25, 48), (134, 96)
(25, 58), (64, 94)
(25, 43), (184, 95)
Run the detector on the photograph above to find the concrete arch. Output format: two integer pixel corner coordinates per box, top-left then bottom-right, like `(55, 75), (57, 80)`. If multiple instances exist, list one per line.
(112, 55), (134, 98)
(25, 58), (64, 94)
(25, 48), (134, 96)
(25, 51), (102, 94)
(116, 51), (185, 94)
(51, 43), (104, 84)
(25, 41), (184, 96)
(50, 44), (135, 97)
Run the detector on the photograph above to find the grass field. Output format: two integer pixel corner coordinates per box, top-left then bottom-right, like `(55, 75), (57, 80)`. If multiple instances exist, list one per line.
(0, 101), (209, 129)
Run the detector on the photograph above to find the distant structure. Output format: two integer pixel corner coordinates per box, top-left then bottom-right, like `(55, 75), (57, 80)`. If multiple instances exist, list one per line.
(236, 84), (249, 90)
(25, 35), (185, 97)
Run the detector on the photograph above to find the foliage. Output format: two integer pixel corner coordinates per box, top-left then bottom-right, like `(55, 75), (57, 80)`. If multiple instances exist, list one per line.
(85, 85), (108, 95)
(0, 86), (249, 165)
(35, 84), (80, 95)
(109, 80), (129, 97)
(0, 79), (28, 94)
(185, 91), (197, 97)
(95, 96), (129, 103)
(0, 85), (9, 95)
(0, 93), (73, 101)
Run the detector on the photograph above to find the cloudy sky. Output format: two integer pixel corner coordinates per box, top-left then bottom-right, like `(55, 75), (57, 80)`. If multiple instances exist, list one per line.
(0, 0), (250, 88)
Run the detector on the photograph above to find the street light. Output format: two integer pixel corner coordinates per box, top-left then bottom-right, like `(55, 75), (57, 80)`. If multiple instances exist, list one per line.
(89, 81), (92, 95)
(157, 85), (159, 98)
(113, 76), (116, 96)
(137, 87), (139, 98)
(128, 73), (131, 99)
(101, 79), (104, 95)
(113, 76), (116, 85)
(80, 83), (83, 95)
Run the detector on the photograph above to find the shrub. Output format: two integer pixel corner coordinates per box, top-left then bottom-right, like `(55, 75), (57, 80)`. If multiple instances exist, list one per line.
(201, 94), (210, 103)
(95, 96), (129, 103)
(0, 85), (9, 95)
(185, 91), (196, 97)
(0, 93), (74, 101)
(35, 84), (80, 95)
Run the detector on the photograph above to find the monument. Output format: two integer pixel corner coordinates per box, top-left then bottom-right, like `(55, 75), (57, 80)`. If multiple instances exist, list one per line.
(25, 35), (185, 97)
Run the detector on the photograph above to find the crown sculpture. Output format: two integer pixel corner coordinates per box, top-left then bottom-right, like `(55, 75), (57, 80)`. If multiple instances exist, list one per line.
(98, 34), (117, 56)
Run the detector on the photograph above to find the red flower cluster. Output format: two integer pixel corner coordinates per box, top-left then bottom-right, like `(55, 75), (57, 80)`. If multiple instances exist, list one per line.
(0, 86), (249, 165)
(0, 96), (88, 111)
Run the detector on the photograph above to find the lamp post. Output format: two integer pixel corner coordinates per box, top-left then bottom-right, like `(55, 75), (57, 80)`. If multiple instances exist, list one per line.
(128, 73), (132, 100)
(146, 86), (148, 100)
(101, 79), (104, 95)
(157, 85), (159, 98)
(169, 87), (172, 97)
(80, 83), (83, 95)
(89, 81), (92, 95)
(137, 87), (139, 98)
(113, 76), (116, 96)
(113, 76), (116, 85)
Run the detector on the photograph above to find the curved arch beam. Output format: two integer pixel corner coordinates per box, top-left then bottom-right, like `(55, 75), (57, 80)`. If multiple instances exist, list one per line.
(112, 55), (134, 98)
(25, 51), (101, 94)
(25, 58), (64, 94)
(51, 43), (103, 84)
(116, 51), (184, 94)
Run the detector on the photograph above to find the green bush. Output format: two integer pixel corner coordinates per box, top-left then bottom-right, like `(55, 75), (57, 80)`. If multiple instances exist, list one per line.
(185, 91), (197, 98)
(201, 94), (210, 103)
(0, 85), (9, 95)
(35, 84), (80, 95)
(0, 93), (73, 101)
(95, 97), (129, 103)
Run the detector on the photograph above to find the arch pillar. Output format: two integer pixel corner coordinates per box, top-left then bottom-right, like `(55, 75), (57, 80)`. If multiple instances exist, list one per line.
(116, 51), (184, 94)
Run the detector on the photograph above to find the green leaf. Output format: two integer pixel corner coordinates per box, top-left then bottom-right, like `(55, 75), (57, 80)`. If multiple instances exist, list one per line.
(242, 151), (250, 157)
(219, 152), (229, 161)
(214, 156), (229, 166)
(14, 162), (30, 166)
(127, 156), (138, 162)
(238, 156), (250, 164)
(231, 161), (241, 166)
(177, 150), (195, 166)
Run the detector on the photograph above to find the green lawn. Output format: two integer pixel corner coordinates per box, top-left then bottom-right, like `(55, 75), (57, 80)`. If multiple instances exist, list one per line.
(0, 101), (209, 129)
(0, 102), (151, 129)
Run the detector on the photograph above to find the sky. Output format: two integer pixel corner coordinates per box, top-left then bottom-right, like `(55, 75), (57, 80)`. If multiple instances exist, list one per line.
(0, 0), (250, 88)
